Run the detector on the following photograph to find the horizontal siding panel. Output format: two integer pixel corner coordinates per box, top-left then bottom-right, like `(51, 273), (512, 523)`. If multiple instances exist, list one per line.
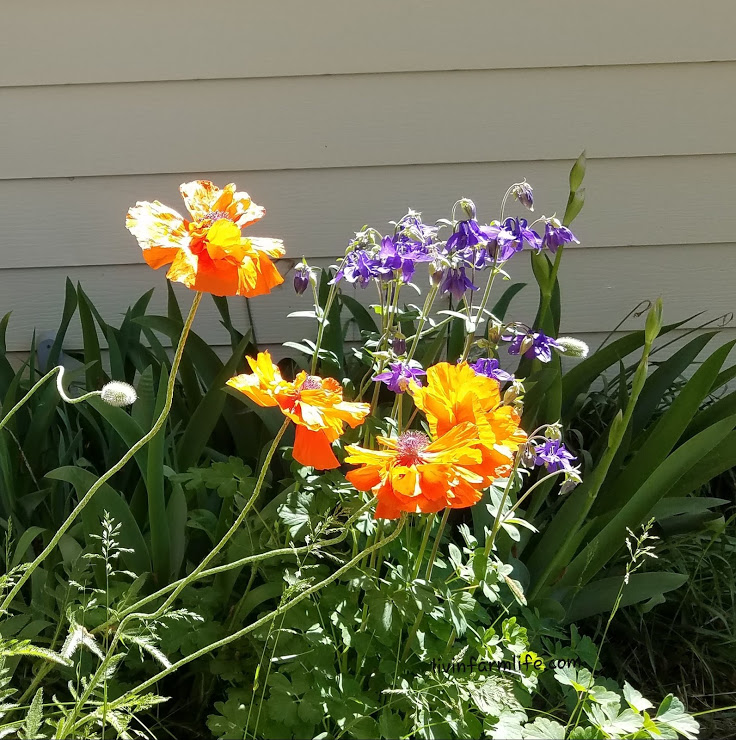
(1, 156), (735, 270)
(0, 246), (732, 352)
(2, 2), (735, 87)
(2, 64), (736, 180)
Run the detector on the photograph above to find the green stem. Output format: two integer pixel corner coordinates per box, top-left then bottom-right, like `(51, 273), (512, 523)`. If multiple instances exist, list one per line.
(484, 454), (524, 557)
(1, 291), (203, 613)
(96, 498), (376, 634)
(460, 264), (501, 362)
(101, 516), (407, 723)
(405, 285), (439, 363)
(310, 277), (339, 375)
(400, 508), (449, 661)
(411, 513), (436, 581)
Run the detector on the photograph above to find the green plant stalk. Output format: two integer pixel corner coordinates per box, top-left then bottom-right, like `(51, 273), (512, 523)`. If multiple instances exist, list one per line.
(411, 512), (436, 580)
(401, 507), (449, 661)
(527, 310), (659, 602)
(95, 516), (408, 729)
(505, 470), (565, 520)
(536, 244), (565, 332)
(0, 291), (204, 612)
(310, 276), (340, 375)
(96, 497), (377, 633)
(405, 285), (439, 363)
(484, 454), (525, 557)
(461, 264), (502, 362)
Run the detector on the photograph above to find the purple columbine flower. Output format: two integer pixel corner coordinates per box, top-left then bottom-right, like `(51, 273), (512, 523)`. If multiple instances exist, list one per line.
(373, 362), (427, 393)
(502, 217), (542, 253)
(503, 330), (564, 363)
(469, 357), (513, 383)
(380, 235), (433, 282)
(446, 219), (490, 251)
(439, 264), (478, 301)
(395, 211), (439, 245)
(534, 439), (577, 472)
(293, 263), (310, 295)
(541, 219), (579, 253)
(331, 248), (393, 287)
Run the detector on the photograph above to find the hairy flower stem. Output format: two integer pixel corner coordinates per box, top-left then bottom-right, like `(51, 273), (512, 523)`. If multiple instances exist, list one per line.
(484, 454), (525, 558)
(96, 498), (377, 634)
(94, 517), (407, 728)
(400, 507), (449, 661)
(0, 291), (203, 612)
(411, 513), (437, 581)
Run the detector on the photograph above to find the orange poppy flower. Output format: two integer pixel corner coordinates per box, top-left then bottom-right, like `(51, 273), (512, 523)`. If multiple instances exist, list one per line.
(126, 180), (285, 297)
(345, 423), (491, 519)
(227, 351), (370, 470)
(409, 362), (526, 483)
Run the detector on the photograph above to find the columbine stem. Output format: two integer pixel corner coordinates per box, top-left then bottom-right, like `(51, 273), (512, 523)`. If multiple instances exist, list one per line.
(461, 264), (502, 362)
(405, 284), (439, 363)
(310, 276), (339, 375)
(0, 291), (204, 613)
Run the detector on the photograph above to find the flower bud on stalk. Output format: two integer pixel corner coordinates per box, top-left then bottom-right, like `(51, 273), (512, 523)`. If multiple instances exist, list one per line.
(503, 379), (525, 405)
(293, 263), (311, 295)
(392, 333), (407, 356)
(555, 337), (589, 358)
(101, 381), (137, 407)
(458, 198), (477, 221)
(513, 181), (534, 212)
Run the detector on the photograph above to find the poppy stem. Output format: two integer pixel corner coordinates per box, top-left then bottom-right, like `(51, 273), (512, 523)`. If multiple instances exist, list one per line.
(99, 516), (408, 726)
(0, 290), (204, 614)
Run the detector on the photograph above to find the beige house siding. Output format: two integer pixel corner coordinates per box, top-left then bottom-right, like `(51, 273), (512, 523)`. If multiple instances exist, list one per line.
(1, 2), (735, 357)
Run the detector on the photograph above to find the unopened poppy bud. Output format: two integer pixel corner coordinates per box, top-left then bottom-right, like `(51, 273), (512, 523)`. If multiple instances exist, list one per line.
(513, 181), (534, 212)
(101, 381), (137, 408)
(293, 263), (311, 295)
(555, 336), (589, 358)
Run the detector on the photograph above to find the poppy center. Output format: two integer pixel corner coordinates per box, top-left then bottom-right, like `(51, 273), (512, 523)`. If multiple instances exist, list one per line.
(299, 375), (323, 391)
(201, 210), (232, 224)
(395, 430), (429, 465)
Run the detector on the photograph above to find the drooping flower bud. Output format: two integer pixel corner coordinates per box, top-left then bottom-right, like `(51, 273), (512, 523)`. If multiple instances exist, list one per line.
(101, 381), (137, 407)
(545, 422), (563, 441)
(555, 336), (589, 358)
(503, 379), (525, 405)
(392, 333), (407, 356)
(293, 263), (311, 295)
(458, 198), (477, 221)
(513, 181), (534, 212)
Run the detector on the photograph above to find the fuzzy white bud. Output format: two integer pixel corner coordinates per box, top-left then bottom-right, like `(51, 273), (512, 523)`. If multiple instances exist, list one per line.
(100, 381), (137, 407)
(555, 337), (590, 359)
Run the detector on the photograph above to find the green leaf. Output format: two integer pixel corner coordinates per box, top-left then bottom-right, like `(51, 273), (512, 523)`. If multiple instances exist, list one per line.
(77, 283), (105, 389)
(565, 572), (688, 622)
(569, 150), (587, 194)
(166, 484), (187, 580)
(10, 526), (45, 568)
(48, 278), (78, 369)
(491, 283), (527, 321)
(46, 466), (151, 575)
(340, 294), (378, 335)
(22, 688), (43, 739)
(563, 188), (585, 226)
(521, 717), (568, 738)
(655, 695), (699, 740)
(562, 415), (736, 589)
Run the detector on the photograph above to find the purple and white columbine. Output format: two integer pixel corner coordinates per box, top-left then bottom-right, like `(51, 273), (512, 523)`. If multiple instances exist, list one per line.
(534, 439), (577, 472)
(373, 361), (427, 393)
(541, 218), (579, 253)
(503, 329), (564, 363)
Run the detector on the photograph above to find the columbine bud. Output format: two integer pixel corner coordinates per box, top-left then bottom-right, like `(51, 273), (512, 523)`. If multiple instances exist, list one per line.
(101, 381), (137, 408)
(545, 423), (563, 441)
(293, 263), (311, 295)
(520, 442), (537, 467)
(513, 181), (534, 212)
(487, 322), (502, 346)
(458, 198), (477, 221)
(560, 467), (583, 495)
(392, 333), (407, 356)
(555, 336), (589, 359)
(503, 379), (525, 405)
(519, 335), (535, 356)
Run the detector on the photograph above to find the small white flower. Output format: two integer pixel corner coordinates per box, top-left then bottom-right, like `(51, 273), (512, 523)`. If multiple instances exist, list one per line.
(100, 381), (137, 407)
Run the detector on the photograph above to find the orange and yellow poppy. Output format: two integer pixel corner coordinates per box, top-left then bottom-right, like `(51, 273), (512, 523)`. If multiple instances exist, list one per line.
(409, 362), (526, 483)
(345, 424), (491, 519)
(227, 351), (370, 470)
(126, 180), (284, 297)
